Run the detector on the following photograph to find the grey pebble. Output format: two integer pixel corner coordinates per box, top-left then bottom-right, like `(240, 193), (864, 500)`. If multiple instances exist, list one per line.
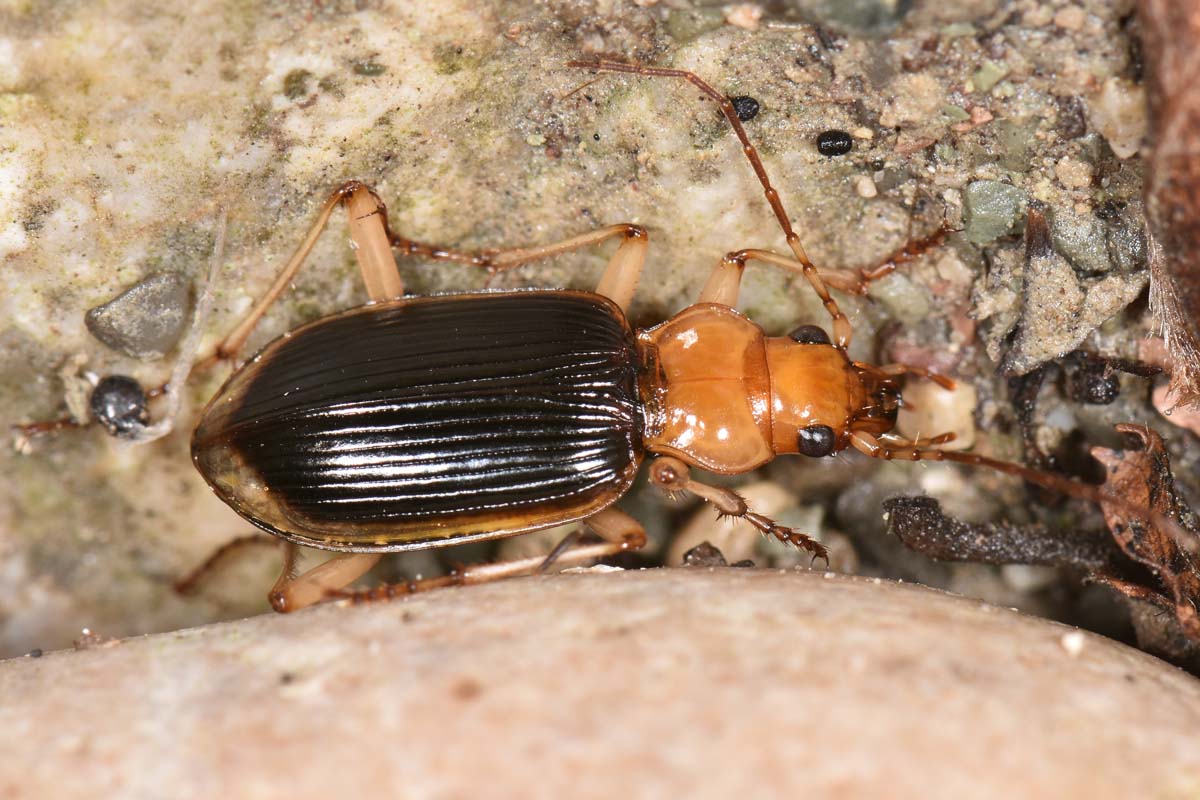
(85, 270), (192, 359)
(811, 0), (913, 36)
(963, 180), (1027, 244)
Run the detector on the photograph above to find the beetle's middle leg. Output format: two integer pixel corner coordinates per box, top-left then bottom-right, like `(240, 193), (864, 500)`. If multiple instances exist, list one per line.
(384, 223), (649, 315)
(324, 508), (648, 607)
(647, 455), (829, 563)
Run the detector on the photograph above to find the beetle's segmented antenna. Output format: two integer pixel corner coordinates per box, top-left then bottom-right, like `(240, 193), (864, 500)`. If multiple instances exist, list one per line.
(567, 58), (854, 349)
(848, 430), (1200, 556)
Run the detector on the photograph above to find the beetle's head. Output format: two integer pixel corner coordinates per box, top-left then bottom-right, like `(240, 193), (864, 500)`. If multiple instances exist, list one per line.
(763, 324), (875, 458)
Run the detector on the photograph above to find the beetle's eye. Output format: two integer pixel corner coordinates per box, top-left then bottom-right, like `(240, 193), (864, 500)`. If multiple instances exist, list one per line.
(788, 325), (830, 345)
(797, 424), (836, 457)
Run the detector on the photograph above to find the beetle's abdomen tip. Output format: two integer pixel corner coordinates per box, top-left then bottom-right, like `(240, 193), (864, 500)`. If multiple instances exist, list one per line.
(192, 430), (281, 532)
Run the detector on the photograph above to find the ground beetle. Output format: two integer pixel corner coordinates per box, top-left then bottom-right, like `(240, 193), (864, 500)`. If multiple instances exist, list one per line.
(126, 62), (1200, 611)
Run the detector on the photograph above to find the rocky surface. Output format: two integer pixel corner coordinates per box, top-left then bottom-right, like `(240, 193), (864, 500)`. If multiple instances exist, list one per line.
(3, 570), (1199, 800)
(2, 0), (1193, 659)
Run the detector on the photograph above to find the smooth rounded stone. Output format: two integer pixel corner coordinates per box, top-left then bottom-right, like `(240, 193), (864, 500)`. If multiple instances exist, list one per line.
(2, 570), (1198, 800)
(962, 180), (1027, 244)
(1089, 77), (1147, 160)
(84, 270), (191, 359)
(895, 379), (977, 450)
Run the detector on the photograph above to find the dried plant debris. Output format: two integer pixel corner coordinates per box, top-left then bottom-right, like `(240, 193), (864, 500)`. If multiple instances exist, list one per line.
(884, 423), (1200, 666)
(1089, 425), (1200, 639)
(1061, 350), (1162, 404)
(1139, 0), (1200, 408)
(1148, 234), (1200, 409)
(882, 495), (1119, 571)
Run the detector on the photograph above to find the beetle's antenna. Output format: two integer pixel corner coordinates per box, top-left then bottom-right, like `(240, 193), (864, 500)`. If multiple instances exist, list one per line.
(567, 58), (854, 350)
(850, 430), (1200, 555)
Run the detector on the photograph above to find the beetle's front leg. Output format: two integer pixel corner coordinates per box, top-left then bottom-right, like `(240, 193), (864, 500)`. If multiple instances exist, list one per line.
(175, 536), (383, 613)
(697, 223), (952, 331)
(647, 456), (829, 563)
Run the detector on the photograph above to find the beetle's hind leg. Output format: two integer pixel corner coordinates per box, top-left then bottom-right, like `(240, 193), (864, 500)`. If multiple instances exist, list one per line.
(325, 509), (648, 607)
(173, 535), (383, 613)
(330, 179), (651, 313)
(267, 546), (384, 613)
(647, 455), (829, 564)
(173, 533), (280, 596)
(214, 181), (401, 364)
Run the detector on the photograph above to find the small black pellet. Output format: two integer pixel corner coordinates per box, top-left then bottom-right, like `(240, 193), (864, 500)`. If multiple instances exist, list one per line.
(90, 375), (149, 437)
(816, 129), (853, 156)
(730, 95), (760, 122)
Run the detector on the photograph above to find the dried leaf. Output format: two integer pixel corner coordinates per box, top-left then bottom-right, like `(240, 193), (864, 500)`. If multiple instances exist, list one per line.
(1139, 0), (1200, 408)
(1148, 235), (1200, 409)
(1090, 424), (1200, 638)
(882, 495), (1117, 570)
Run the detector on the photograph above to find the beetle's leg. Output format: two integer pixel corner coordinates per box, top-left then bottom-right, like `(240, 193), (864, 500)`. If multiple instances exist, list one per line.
(173, 533), (279, 595)
(853, 361), (956, 391)
(535, 528), (584, 572)
(878, 431), (958, 448)
(699, 221), (950, 310)
(267, 546), (384, 613)
(700, 250), (899, 308)
(647, 455), (829, 563)
(180, 535), (383, 613)
(216, 181), (398, 363)
(384, 222), (649, 315)
(326, 508), (648, 606)
(569, 60), (858, 349)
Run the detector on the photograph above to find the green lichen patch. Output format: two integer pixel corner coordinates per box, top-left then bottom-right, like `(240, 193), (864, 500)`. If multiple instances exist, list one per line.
(350, 58), (387, 77)
(282, 69), (313, 100)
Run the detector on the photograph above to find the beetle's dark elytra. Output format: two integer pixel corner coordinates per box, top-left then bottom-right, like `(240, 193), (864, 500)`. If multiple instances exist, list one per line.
(192, 291), (643, 551)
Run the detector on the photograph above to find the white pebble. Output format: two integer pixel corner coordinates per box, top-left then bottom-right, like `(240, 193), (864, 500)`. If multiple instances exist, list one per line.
(855, 175), (878, 198)
(724, 4), (762, 30)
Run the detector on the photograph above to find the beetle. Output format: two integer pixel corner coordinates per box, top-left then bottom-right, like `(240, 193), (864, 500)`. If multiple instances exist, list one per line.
(133, 61), (1200, 612)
